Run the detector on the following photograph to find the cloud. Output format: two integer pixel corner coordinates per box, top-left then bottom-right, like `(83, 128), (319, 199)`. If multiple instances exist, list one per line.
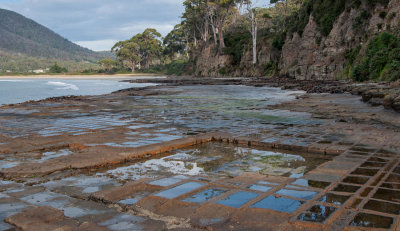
(0, 0), (185, 51)
(75, 39), (119, 52)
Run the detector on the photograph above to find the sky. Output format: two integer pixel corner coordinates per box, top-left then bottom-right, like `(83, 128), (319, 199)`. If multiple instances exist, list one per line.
(0, 0), (270, 51)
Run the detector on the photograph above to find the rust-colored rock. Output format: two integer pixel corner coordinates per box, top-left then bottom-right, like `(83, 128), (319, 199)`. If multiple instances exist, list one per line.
(92, 181), (162, 203)
(5, 206), (110, 231)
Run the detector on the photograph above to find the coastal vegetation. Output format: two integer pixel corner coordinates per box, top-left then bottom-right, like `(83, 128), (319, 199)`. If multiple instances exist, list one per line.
(352, 32), (400, 81)
(105, 0), (398, 82)
(49, 63), (68, 74)
(111, 29), (163, 72)
(1, 0), (398, 81)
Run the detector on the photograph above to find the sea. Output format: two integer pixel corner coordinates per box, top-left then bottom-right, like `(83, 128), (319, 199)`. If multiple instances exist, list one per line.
(0, 77), (158, 106)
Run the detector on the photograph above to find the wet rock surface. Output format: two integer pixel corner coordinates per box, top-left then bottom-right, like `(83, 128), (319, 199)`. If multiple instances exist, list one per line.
(0, 82), (399, 230)
(128, 77), (400, 112)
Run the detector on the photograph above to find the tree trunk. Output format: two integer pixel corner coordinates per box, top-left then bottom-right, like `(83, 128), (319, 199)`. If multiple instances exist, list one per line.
(194, 31), (197, 47)
(204, 16), (209, 42)
(252, 28), (257, 65)
(252, 11), (257, 65)
(247, 3), (258, 65)
(209, 15), (218, 45)
(218, 22), (225, 53)
(131, 61), (135, 72)
(211, 24), (218, 45)
(184, 33), (190, 58)
(217, 8), (228, 53)
(145, 54), (150, 69)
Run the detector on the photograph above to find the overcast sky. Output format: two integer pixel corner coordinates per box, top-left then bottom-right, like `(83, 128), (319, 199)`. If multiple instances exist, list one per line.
(0, 0), (270, 51)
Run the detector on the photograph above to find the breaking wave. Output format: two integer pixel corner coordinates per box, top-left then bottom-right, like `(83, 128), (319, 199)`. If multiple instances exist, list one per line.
(47, 81), (79, 90)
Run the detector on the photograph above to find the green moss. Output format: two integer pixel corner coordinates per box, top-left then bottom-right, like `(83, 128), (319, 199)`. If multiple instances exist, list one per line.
(259, 155), (283, 163)
(185, 163), (194, 170)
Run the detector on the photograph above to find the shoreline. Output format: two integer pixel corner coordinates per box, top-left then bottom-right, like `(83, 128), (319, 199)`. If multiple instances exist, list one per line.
(1, 75), (399, 112)
(0, 73), (164, 80)
(0, 79), (399, 230)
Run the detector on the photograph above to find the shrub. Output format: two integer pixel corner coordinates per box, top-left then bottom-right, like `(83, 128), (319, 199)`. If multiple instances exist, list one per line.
(272, 31), (286, 50)
(388, 12), (396, 20)
(264, 62), (277, 76)
(353, 10), (371, 31)
(287, 0), (390, 37)
(49, 63), (68, 73)
(344, 45), (361, 65)
(272, 0), (391, 52)
(223, 31), (251, 64)
(164, 60), (189, 75)
(352, 32), (400, 81)
(218, 67), (227, 75)
(296, 68), (302, 75)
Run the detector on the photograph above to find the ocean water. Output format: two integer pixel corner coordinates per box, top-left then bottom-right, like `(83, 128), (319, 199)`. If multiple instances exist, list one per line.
(0, 78), (157, 106)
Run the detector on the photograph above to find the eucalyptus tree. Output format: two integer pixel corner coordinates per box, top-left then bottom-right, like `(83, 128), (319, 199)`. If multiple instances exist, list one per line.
(270, 0), (288, 14)
(134, 28), (163, 68)
(98, 58), (117, 72)
(182, 0), (210, 46)
(111, 39), (140, 72)
(112, 28), (163, 71)
(208, 0), (236, 52)
(245, 1), (259, 64)
(164, 23), (188, 60)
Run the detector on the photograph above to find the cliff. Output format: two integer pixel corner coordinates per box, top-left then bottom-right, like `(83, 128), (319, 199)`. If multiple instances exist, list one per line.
(192, 0), (400, 80)
(279, 0), (400, 80)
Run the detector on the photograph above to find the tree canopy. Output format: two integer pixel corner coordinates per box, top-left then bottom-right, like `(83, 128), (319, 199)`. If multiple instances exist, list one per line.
(111, 28), (163, 72)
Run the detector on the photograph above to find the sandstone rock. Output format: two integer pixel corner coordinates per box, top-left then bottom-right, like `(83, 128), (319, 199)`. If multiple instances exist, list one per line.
(278, 0), (399, 81)
(392, 96), (400, 112)
(5, 206), (110, 231)
(369, 97), (385, 106)
(383, 94), (394, 109)
(361, 88), (386, 102)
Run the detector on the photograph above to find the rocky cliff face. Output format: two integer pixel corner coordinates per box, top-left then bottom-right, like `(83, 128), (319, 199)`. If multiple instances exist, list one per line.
(193, 0), (400, 80)
(194, 43), (231, 77)
(279, 0), (400, 80)
(194, 40), (278, 77)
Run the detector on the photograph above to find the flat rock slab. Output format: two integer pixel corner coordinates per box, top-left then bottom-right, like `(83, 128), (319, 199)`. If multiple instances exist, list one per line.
(5, 206), (110, 231)
(321, 161), (359, 170)
(92, 181), (162, 203)
(303, 173), (343, 183)
(1, 132), (229, 179)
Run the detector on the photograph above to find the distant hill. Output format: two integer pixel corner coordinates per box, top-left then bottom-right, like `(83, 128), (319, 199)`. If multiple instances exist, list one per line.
(0, 8), (108, 60)
(0, 8), (113, 72)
